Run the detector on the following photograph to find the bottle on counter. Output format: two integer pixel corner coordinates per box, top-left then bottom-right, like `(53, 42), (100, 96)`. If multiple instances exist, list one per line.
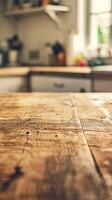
(51, 41), (65, 66)
(8, 50), (18, 66)
(8, 34), (23, 65)
(43, 43), (52, 65)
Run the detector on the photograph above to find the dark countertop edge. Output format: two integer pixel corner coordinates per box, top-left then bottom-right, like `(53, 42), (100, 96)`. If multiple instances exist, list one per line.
(31, 72), (91, 78)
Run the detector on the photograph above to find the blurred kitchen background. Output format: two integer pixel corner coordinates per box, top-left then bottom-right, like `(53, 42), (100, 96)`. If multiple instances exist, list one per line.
(0, 0), (112, 93)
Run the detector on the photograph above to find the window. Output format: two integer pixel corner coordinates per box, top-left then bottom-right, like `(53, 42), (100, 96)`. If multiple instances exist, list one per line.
(90, 0), (112, 49)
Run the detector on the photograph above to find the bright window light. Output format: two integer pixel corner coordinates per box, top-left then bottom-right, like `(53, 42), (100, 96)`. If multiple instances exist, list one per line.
(91, 0), (111, 13)
(90, 0), (111, 48)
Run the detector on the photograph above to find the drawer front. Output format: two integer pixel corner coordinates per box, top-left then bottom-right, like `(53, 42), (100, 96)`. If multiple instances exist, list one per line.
(94, 80), (112, 92)
(31, 76), (91, 92)
(0, 77), (28, 92)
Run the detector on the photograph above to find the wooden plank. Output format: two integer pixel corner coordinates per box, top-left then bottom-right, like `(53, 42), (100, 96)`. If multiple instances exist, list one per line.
(86, 131), (112, 199)
(0, 127), (104, 200)
(0, 93), (105, 200)
(0, 93), (81, 130)
(72, 93), (112, 132)
(72, 93), (112, 199)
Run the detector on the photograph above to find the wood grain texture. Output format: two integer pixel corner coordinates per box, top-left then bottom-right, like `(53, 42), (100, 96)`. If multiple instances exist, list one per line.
(72, 93), (112, 199)
(0, 93), (111, 200)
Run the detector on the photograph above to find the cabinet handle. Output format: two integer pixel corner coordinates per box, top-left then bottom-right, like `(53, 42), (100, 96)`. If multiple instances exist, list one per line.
(54, 83), (64, 89)
(80, 88), (86, 93)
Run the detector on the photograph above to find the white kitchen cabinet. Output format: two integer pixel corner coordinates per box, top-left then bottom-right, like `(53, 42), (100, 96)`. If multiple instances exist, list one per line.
(0, 77), (28, 92)
(92, 67), (112, 92)
(31, 75), (91, 92)
(93, 80), (112, 92)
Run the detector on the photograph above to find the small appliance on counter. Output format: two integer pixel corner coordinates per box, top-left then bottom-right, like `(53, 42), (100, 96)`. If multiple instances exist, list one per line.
(8, 34), (23, 66)
(0, 34), (23, 67)
(42, 41), (65, 66)
(51, 41), (65, 66)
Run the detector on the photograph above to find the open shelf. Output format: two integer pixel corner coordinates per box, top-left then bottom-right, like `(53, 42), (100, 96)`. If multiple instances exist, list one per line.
(3, 5), (69, 17)
(3, 5), (70, 29)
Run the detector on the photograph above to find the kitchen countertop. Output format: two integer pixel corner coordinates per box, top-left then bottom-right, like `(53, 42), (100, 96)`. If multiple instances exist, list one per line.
(31, 66), (91, 74)
(0, 67), (30, 77)
(0, 66), (91, 77)
(92, 66), (112, 80)
(0, 66), (112, 78)
(0, 93), (112, 199)
(92, 66), (112, 73)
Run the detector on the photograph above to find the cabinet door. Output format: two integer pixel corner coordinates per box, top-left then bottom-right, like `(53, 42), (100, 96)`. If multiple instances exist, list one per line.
(31, 75), (91, 92)
(0, 77), (28, 92)
(94, 80), (112, 92)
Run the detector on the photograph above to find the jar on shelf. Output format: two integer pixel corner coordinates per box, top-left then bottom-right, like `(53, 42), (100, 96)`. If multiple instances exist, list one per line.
(50, 0), (60, 5)
(43, 0), (49, 5)
(32, 0), (42, 6)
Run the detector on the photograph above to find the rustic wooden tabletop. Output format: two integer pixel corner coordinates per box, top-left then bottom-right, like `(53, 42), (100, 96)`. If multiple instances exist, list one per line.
(0, 93), (112, 200)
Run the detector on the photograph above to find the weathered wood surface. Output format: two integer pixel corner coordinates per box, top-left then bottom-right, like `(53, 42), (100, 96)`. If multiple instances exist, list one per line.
(0, 93), (112, 200)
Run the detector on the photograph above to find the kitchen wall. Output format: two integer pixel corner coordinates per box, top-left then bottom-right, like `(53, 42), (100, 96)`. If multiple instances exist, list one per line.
(17, 0), (76, 63)
(0, 0), (87, 63)
(0, 1), (15, 41)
